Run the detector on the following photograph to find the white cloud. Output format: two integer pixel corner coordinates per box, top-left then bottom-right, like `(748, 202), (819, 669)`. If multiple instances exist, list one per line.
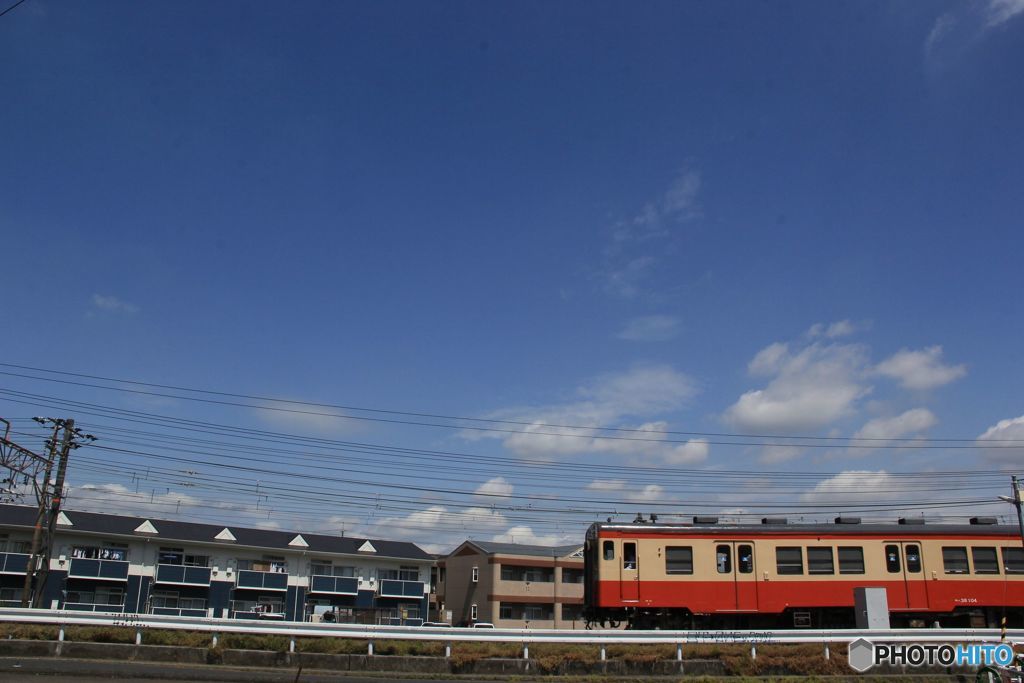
(976, 415), (1024, 465)
(604, 256), (655, 298)
(807, 320), (858, 339)
(617, 315), (681, 342)
(586, 479), (627, 492)
(474, 366), (701, 463)
(492, 525), (573, 546)
(474, 476), (513, 499)
(800, 471), (898, 505)
(758, 445), (804, 465)
(725, 342), (870, 432)
(853, 408), (938, 441)
(874, 346), (966, 390)
(90, 294), (139, 314)
(584, 479), (666, 503)
(987, 0), (1024, 27)
(254, 402), (363, 435)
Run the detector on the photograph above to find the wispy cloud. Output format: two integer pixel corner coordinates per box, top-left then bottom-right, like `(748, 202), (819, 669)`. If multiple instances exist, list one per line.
(976, 414), (1024, 465)
(90, 293), (139, 315)
(986, 0), (1024, 27)
(925, 0), (1024, 70)
(617, 315), (681, 342)
(874, 346), (967, 391)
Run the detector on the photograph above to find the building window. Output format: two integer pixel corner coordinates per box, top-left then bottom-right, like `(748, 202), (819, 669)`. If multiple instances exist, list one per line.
(311, 562), (355, 577)
(498, 602), (553, 621)
(665, 546), (693, 574)
(942, 547), (969, 574)
(838, 547), (865, 574)
(775, 547), (803, 575)
(0, 535), (30, 554)
(471, 566), (479, 583)
(380, 566), (420, 581)
(151, 591), (206, 611)
(470, 604), (478, 621)
(972, 547), (999, 575)
(561, 568), (584, 583)
(807, 547), (834, 575)
(66, 586), (124, 606)
(561, 603), (584, 621)
(158, 548), (209, 567)
(71, 545), (127, 561)
(500, 565), (554, 582)
(885, 545), (901, 573)
(238, 557), (287, 573)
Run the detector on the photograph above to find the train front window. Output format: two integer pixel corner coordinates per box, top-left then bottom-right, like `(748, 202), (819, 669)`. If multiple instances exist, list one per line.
(972, 547), (999, 574)
(905, 545), (922, 573)
(807, 547), (834, 575)
(885, 545), (901, 573)
(603, 541), (614, 561)
(775, 547), (803, 575)
(1002, 547), (1024, 574)
(738, 545), (753, 573)
(623, 542), (637, 570)
(716, 545), (731, 574)
(942, 547), (969, 574)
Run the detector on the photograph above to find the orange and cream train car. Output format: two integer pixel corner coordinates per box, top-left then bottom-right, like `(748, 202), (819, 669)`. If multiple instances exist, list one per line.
(583, 517), (1024, 629)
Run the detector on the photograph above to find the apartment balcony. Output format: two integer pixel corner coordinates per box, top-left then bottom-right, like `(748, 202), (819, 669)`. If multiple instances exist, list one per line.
(378, 579), (426, 599)
(63, 601), (125, 612)
(150, 606), (207, 617)
(0, 552), (29, 575)
(308, 575), (359, 596)
(68, 558), (129, 581)
(154, 564), (212, 587)
(235, 569), (288, 591)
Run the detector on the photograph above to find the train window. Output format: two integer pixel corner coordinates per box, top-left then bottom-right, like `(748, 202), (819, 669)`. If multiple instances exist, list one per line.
(885, 545), (901, 573)
(716, 545), (731, 573)
(972, 547), (999, 574)
(838, 547), (865, 574)
(905, 545), (922, 573)
(775, 547), (803, 575)
(738, 545), (753, 573)
(1002, 547), (1024, 574)
(942, 547), (969, 574)
(623, 542), (637, 570)
(665, 546), (693, 574)
(807, 547), (834, 574)
(603, 541), (614, 561)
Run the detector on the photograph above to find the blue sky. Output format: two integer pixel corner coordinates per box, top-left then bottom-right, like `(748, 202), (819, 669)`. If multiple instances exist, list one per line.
(1, 0), (1023, 550)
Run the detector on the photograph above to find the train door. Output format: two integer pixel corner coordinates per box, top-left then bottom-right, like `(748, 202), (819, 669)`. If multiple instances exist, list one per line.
(620, 540), (639, 602)
(885, 541), (927, 609)
(716, 542), (757, 611)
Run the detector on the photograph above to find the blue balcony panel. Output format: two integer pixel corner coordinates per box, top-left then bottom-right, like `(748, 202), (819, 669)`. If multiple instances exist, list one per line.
(0, 552), (29, 574)
(309, 575), (358, 595)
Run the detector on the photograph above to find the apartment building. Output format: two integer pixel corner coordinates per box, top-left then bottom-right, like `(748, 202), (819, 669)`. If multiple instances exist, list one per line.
(0, 504), (431, 624)
(438, 540), (585, 628)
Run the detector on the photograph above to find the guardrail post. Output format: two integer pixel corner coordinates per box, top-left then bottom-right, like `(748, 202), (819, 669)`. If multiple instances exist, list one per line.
(600, 645), (606, 661)
(135, 629), (142, 645)
(289, 638), (295, 653)
(368, 640), (374, 656)
(824, 643), (830, 660)
(58, 628), (65, 642)
(676, 643), (682, 661)
(211, 633), (218, 648)
(751, 645), (756, 660)
(445, 643), (451, 659)
(523, 643), (529, 659)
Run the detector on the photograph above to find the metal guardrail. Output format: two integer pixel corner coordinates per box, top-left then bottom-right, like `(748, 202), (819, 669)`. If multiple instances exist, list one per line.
(0, 607), (1021, 645)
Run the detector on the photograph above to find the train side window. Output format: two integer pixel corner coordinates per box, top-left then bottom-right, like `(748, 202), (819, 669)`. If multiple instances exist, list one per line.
(972, 547), (999, 575)
(942, 547), (969, 574)
(807, 547), (834, 574)
(776, 547), (803, 575)
(623, 542), (637, 570)
(885, 545), (901, 573)
(1002, 547), (1024, 574)
(738, 545), (753, 574)
(716, 545), (731, 574)
(665, 546), (693, 574)
(838, 547), (865, 574)
(603, 541), (614, 561)
(905, 545), (922, 573)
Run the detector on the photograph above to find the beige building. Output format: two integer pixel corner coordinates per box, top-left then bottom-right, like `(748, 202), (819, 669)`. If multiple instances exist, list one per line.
(438, 540), (585, 628)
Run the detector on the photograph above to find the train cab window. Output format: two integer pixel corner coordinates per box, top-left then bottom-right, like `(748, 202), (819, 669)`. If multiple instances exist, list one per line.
(1002, 547), (1024, 574)
(885, 545), (901, 573)
(905, 545), (922, 573)
(807, 547), (834, 574)
(776, 547), (803, 575)
(972, 547), (999, 575)
(603, 541), (615, 561)
(942, 547), (969, 574)
(623, 542), (637, 570)
(738, 545), (753, 574)
(716, 545), (731, 573)
(665, 546), (693, 574)
(838, 547), (865, 574)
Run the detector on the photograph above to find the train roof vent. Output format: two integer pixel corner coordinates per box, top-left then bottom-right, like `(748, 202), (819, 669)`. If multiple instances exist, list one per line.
(970, 517), (998, 525)
(898, 517), (926, 525)
(834, 517), (862, 524)
(693, 516), (719, 524)
(761, 517), (787, 525)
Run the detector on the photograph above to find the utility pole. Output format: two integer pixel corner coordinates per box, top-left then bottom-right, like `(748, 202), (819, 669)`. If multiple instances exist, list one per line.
(33, 419), (77, 607)
(998, 476), (1024, 548)
(20, 420), (61, 608)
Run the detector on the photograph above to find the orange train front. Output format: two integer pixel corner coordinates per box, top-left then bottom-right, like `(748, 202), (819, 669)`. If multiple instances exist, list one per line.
(583, 517), (1024, 629)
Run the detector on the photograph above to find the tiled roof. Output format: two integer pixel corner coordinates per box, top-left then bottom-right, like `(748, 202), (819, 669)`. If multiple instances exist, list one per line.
(0, 504), (431, 560)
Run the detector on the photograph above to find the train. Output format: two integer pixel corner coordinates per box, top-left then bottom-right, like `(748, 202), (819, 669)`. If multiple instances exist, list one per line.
(582, 515), (1024, 629)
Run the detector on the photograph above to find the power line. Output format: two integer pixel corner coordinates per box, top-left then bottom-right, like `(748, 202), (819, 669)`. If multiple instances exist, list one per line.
(0, 0), (29, 20)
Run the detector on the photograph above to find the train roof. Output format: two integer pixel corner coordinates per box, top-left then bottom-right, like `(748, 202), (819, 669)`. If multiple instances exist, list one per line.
(588, 520), (1022, 537)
